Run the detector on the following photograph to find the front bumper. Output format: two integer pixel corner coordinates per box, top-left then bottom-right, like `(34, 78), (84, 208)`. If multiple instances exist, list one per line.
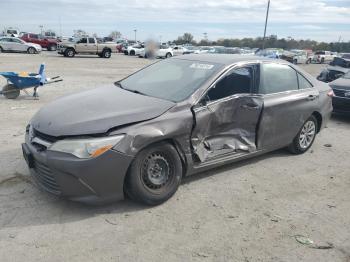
(22, 133), (133, 204)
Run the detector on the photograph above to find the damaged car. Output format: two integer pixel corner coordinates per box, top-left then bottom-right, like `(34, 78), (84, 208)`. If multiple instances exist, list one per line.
(329, 71), (350, 114)
(22, 54), (333, 205)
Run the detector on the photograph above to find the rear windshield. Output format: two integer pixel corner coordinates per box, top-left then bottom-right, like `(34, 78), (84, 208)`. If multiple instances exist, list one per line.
(120, 59), (222, 102)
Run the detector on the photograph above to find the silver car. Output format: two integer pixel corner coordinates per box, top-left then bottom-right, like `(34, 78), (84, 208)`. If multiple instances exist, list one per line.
(0, 37), (42, 54)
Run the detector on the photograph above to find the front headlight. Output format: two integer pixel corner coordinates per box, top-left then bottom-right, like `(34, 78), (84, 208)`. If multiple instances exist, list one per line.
(49, 135), (125, 159)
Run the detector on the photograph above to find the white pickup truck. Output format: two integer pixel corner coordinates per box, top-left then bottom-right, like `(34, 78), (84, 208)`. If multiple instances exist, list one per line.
(58, 37), (115, 58)
(312, 51), (337, 64)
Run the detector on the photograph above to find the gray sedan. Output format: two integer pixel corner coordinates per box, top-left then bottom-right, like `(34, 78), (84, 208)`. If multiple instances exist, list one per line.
(0, 37), (42, 54)
(22, 55), (333, 205)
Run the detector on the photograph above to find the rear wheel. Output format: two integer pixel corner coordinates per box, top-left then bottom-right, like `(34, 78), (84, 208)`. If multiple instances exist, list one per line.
(130, 50), (135, 56)
(165, 52), (172, 58)
(2, 84), (20, 99)
(288, 115), (317, 154)
(65, 48), (75, 57)
(102, 49), (111, 58)
(27, 47), (36, 54)
(125, 142), (183, 205)
(293, 59), (298, 65)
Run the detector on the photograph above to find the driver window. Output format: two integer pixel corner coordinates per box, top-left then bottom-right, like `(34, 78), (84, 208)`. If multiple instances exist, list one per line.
(206, 67), (253, 101)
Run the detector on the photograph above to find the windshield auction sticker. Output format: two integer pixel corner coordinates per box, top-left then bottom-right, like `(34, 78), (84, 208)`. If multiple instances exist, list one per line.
(190, 63), (214, 70)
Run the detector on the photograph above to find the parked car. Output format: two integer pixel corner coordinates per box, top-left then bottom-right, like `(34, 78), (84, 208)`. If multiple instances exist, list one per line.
(21, 33), (59, 51)
(312, 51), (336, 64)
(139, 44), (173, 59)
(124, 43), (145, 56)
(0, 37), (42, 54)
(288, 50), (309, 64)
(317, 56), (350, 83)
(329, 71), (350, 114)
(22, 55), (332, 205)
(172, 46), (188, 56)
(4, 27), (20, 37)
(57, 37), (114, 58)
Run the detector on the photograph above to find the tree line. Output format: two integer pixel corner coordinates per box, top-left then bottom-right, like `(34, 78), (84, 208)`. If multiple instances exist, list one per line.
(172, 33), (350, 53)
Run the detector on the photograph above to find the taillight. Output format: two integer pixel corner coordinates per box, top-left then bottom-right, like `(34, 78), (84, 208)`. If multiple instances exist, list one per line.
(327, 90), (334, 97)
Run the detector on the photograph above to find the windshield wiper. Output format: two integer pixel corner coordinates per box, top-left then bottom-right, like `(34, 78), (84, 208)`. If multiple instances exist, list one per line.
(115, 82), (147, 96)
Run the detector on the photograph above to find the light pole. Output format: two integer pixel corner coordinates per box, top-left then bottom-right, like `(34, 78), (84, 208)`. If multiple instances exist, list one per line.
(134, 29), (137, 43)
(262, 0), (270, 50)
(39, 25), (44, 36)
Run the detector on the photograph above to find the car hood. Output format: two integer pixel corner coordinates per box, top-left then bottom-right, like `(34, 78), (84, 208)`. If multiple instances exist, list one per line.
(30, 85), (175, 137)
(330, 77), (350, 90)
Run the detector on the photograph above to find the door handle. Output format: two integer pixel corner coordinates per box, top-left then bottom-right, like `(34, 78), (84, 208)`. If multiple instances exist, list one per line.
(241, 104), (259, 110)
(306, 95), (318, 101)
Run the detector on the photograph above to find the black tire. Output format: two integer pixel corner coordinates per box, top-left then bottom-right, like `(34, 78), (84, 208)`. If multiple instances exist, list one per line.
(0, 46), (3, 53)
(288, 115), (318, 154)
(2, 84), (20, 99)
(321, 58), (325, 64)
(102, 49), (111, 58)
(130, 50), (135, 56)
(293, 59), (298, 65)
(124, 51), (129, 55)
(125, 142), (183, 205)
(27, 47), (36, 54)
(48, 45), (57, 51)
(65, 48), (75, 57)
(306, 58), (311, 64)
(165, 52), (172, 58)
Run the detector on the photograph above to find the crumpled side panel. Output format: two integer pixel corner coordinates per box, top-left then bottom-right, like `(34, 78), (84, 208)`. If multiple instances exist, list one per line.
(191, 96), (263, 162)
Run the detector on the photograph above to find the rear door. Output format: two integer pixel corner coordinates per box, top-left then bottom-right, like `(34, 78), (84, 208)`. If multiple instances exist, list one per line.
(10, 38), (26, 52)
(88, 38), (98, 53)
(257, 63), (319, 150)
(191, 64), (263, 162)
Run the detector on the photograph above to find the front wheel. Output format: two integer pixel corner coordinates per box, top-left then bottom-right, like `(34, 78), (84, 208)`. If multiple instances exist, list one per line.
(27, 47), (36, 54)
(102, 49), (111, 58)
(288, 115), (318, 154)
(65, 48), (75, 57)
(125, 142), (183, 205)
(293, 59), (298, 65)
(165, 52), (172, 58)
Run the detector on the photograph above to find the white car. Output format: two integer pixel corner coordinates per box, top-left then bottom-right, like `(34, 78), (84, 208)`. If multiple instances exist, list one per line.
(313, 51), (337, 64)
(0, 37), (42, 54)
(125, 44), (144, 56)
(172, 46), (188, 56)
(139, 45), (173, 59)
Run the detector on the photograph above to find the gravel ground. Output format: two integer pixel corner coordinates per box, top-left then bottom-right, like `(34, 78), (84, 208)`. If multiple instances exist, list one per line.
(0, 52), (349, 262)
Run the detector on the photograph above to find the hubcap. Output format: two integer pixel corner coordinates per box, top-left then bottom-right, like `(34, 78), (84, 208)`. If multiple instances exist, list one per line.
(142, 153), (172, 190)
(299, 121), (316, 149)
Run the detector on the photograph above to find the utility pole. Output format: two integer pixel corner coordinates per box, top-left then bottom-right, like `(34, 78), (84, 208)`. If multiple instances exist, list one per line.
(134, 29), (137, 43)
(39, 25), (43, 36)
(262, 0), (270, 50)
(203, 32), (208, 41)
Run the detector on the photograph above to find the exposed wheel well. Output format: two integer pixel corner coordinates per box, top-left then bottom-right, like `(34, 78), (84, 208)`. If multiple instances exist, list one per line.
(312, 111), (322, 133)
(103, 48), (112, 52)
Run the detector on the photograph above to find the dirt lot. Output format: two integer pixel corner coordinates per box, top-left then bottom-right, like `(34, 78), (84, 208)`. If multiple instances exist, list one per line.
(0, 52), (349, 262)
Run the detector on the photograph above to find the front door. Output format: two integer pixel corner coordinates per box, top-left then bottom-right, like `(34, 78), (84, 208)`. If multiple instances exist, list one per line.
(75, 38), (90, 53)
(191, 65), (263, 162)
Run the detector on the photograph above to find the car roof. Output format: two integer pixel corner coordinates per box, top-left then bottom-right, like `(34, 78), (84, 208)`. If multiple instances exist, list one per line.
(173, 54), (277, 66)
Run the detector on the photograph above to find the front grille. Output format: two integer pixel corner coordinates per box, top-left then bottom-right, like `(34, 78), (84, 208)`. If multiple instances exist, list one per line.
(333, 89), (345, 97)
(33, 160), (61, 195)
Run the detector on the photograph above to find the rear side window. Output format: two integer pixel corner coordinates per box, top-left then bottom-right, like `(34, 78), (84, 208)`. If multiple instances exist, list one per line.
(259, 63), (298, 94)
(298, 73), (313, 89)
(88, 38), (95, 43)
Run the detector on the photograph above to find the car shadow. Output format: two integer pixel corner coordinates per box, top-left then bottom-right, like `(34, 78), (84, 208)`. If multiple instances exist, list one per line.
(332, 112), (350, 123)
(0, 148), (293, 230)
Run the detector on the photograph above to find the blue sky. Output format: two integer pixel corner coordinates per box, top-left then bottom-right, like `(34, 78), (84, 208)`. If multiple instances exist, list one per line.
(0, 0), (349, 42)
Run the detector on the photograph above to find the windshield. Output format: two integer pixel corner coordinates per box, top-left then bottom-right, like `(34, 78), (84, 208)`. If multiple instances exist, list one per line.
(120, 59), (222, 102)
(7, 30), (18, 34)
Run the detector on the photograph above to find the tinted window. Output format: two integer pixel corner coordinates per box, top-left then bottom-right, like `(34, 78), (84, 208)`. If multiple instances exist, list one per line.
(78, 38), (87, 44)
(298, 73), (313, 89)
(207, 67), (253, 101)
(315, 51), (325, 55)
(88, 38), (95, 43)
(259, 64), (298, 94)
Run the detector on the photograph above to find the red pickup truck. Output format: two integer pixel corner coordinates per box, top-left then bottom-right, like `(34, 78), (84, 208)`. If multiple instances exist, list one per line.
(21, 33), (58, 51)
